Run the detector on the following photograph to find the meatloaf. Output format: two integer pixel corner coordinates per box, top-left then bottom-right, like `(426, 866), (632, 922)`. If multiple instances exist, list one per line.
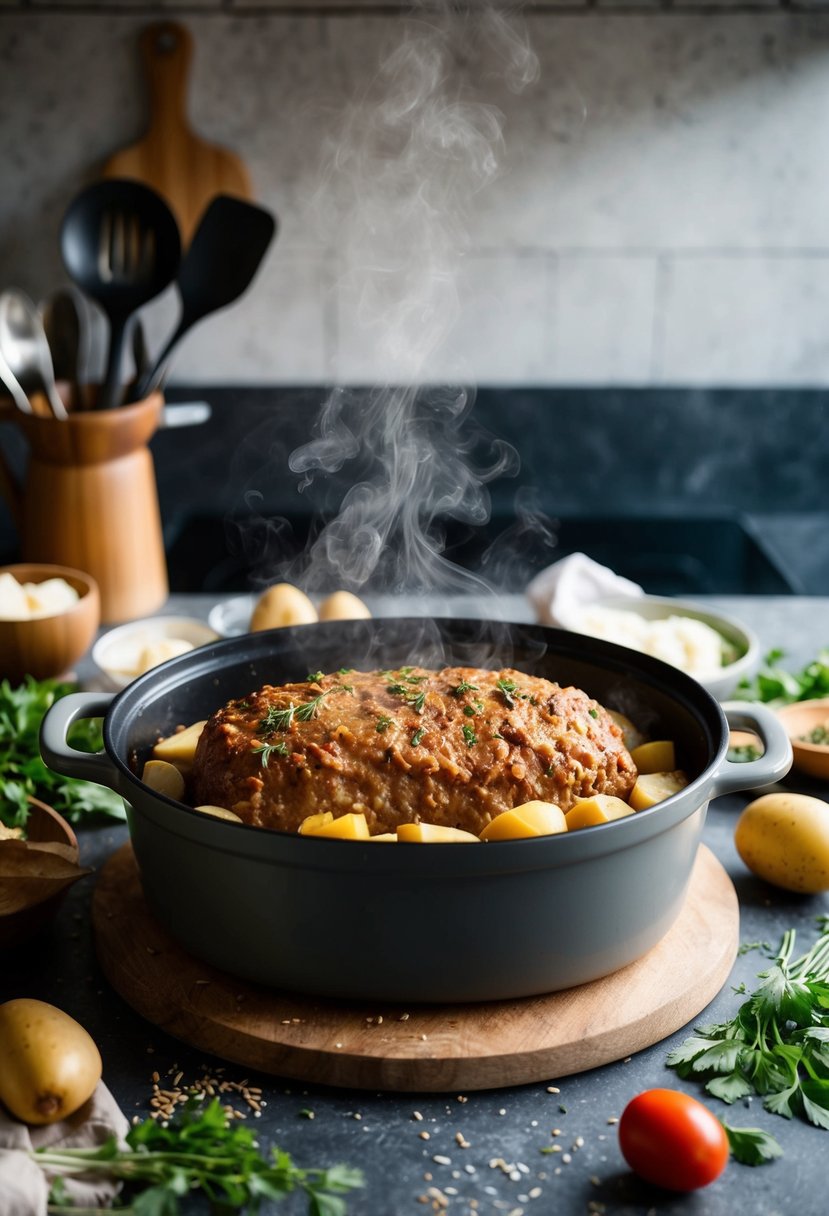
(190, 666), (638, 836)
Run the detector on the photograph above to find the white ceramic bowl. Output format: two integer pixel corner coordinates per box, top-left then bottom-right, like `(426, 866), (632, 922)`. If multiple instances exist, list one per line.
(556, 594), (760, 702)
(92, 615), (219, 690)
(207, 594), (254, 639)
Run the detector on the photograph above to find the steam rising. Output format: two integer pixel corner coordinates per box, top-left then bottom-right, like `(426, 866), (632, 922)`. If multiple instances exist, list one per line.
(288, 4), (540, 596)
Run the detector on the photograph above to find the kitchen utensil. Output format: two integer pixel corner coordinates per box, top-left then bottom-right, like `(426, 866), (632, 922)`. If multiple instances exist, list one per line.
(94, 841), (736, 1090)
(40, 618), (791, 1003)
(133, 195), (276, 399)
(554, 593), (760, 701)
(0, 563), (100, 683)
(60, 179), (181, 411)
(1, 797), (88, 950)
(131, 315), (150, 381)
(39, 288), (87, 409)
(102, 21), (253, 246)
(0, 395), (168, 623)
(0, 290), (68, 420)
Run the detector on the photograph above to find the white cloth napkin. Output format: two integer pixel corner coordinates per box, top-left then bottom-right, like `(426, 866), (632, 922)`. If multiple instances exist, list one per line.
(0, 1082), (130, 1216)
(527, 552), (643, 628)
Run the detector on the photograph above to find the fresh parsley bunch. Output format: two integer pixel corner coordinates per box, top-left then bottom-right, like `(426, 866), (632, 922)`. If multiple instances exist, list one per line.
(736, 648), (829, 707)
(0, 676), (125, 830)
(668, 920), (829, 1133)
(37, 1097), (363, 1215)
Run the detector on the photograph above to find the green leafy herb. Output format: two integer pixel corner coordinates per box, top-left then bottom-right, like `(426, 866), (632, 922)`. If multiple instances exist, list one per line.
(36, 1096), (362, 1215)
(410, 727), (425, 747)
(800, 724), (829, 746)
(495, 677), (517, 707)
(720, 1120), (784, 1167)
(0, 677), (125, 831)
(337, 668), (353, 676)
(736, 648), (829, 708)
(253, 741), (290, 767)
(728, 743), (762, 763)
(376, 715), (393, 734)
(666, 920), (829, 1130)
(307, 671), (325, 685)
(463, 705), (477, 718)
(452, 680), (479, 698)
(258, 692), (330, 735)
(588, 707), (598, 719)
(462, 724), (477, 748)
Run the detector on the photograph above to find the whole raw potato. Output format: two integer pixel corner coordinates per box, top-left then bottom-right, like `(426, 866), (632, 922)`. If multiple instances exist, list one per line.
(735, 792), (829, 894)
(250, 583), (317, 631)
(0, 998), (102, 1124)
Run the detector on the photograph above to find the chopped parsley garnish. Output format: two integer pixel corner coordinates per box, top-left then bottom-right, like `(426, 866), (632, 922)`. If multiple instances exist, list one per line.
(253, 740), (290, 767)
(496, 677), (517, 707)
(307, 670), (325, 684)
(338, 667), (353, 675)
(588, 707), (598, 719)
(386, 683), (408, 696)
(452, 680), (479, 698)
(462, 724), (477, 748)
(411, 727), (425, 747)
(376, 715), (393, 734)
(406, 690), (426, 715)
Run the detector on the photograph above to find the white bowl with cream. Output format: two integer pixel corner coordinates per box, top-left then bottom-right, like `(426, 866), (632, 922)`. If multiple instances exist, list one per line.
(92, 616), (219, 690)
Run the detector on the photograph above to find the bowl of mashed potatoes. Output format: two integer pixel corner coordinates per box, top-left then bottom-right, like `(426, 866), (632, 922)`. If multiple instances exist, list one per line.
(557, 595), (759, 701)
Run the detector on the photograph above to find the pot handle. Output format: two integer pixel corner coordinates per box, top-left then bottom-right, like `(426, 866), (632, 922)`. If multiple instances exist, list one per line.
(710, 701), (793, 798)
(40, 692), (121, 789)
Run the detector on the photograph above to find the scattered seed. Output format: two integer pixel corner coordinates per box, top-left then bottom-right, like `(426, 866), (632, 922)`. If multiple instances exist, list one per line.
(413, 1110), (424, 1121)
(420, 1130), (431, 1140)
(546, 1086), (560, 1094)
(432, 1154), (452, 1166)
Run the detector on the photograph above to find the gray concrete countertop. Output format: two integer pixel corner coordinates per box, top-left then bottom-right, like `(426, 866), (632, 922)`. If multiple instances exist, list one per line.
(4, 594), (829, 1216)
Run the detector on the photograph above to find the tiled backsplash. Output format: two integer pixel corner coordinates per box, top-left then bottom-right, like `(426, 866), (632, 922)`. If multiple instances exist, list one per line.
(2, 5), (829, 386)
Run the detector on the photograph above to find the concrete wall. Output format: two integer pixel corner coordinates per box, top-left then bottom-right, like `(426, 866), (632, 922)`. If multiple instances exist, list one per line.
(2, 3), (829, 387)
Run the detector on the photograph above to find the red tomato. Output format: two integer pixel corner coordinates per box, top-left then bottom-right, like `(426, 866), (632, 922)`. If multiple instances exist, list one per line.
(618, 1088), (729, 1192)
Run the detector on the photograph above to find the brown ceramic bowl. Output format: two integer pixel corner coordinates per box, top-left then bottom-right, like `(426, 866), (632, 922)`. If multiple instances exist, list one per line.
(776, 699), (829, 780)
(0, 797), (86, 949)
(0, 563), (100, 683)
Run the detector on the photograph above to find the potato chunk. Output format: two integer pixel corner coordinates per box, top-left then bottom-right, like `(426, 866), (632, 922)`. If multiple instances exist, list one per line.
(301, 812), (370, 840)
(397, 823), (480, 843)
(141, 759), (185, 801)
(194, 805), (243, 823)
(629, 770), (689, 811)
(630, 740), (676, 774)
(480, 801), (567, 841)
(565, 795), (636, 831)
(152, 721), (207, 773)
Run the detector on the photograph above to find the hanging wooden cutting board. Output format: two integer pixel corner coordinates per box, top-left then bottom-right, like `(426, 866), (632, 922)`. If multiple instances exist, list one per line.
(102, 22), (253, 245)
(92, 842), (739, 1093)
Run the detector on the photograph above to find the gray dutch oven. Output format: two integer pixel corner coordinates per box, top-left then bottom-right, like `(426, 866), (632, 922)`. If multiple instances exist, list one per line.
(41, 618), (791, 1003)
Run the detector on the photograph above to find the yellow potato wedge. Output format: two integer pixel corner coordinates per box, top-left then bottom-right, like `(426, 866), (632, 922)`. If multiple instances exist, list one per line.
(630, 740), (676, 775)
(629, 770), (689, 811)
(564, 795), (636, 831)
(298, 811), (335, 835)
(141, 759), (185, 802)
(479, 801), (567, 842)
(397, 822), (481, 843)
(152, 720), (207, 771)
(301, 812), (370, 840)
(194, 805), (243, 823)
(368, 832), (398, 841)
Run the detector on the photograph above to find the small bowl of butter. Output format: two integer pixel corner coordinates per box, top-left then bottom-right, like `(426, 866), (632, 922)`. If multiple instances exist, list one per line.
(92, 615), (219, 690)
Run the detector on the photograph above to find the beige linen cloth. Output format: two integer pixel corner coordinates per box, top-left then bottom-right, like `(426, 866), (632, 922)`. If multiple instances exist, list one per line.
(0, 1082), (130, 1215)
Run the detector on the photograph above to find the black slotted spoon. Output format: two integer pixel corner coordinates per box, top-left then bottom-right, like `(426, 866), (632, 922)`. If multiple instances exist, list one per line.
(60, 179), (181, 410)
(132, 194), (277, 401)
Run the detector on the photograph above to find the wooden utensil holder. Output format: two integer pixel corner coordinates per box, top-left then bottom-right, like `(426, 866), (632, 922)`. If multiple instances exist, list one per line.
(2, 393), (168, 623)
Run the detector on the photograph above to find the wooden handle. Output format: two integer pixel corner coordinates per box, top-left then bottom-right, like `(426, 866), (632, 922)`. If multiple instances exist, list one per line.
(0, 448), (22, 530)
(139, 21), (193, 131)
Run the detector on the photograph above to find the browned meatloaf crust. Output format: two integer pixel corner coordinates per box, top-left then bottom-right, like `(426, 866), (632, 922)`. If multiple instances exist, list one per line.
(190, 666), (638, 835)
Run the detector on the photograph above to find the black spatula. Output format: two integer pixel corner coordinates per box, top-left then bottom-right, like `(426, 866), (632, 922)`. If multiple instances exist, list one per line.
(132, 195), (277, 400)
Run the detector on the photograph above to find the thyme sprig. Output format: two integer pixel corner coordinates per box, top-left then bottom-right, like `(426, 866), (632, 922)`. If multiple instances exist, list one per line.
(253, 740), (290, 767)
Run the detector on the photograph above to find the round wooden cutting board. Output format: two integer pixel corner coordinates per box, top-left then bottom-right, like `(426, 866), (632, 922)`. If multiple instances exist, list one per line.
(92, 843), (738, 1093)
